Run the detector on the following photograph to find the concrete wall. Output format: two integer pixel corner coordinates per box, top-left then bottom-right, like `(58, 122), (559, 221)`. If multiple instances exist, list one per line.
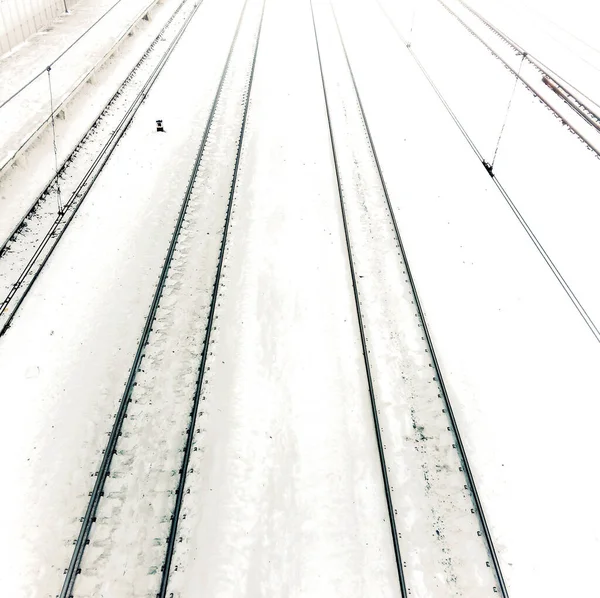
(0, 0), (72, 55)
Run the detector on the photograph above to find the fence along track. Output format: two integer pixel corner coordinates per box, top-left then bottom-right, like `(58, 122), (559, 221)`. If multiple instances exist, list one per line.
(330, 4), (510, 596)
(310, 2), (408, 596)
(0, 0), (200, 337)
(57, 0), (253, 594)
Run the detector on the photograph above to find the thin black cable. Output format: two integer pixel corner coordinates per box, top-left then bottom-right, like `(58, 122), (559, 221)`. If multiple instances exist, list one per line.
(46, 66), (63, 214)
(1, 0), (129, 110)
(376, 0), (600, 344)
(310, 2), (408, 596)
(491, 52), (525, 168)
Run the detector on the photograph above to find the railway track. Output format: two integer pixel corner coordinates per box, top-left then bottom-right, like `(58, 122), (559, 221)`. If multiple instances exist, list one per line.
(0, 0), (202, 336)
(57, 0), (265, 594)
(313, 1), (509, 595)
(455, 0), (600, 132)
(376, 0), (600, 345)
(435, 0), (600, 159)
(311, 2), (406, 595)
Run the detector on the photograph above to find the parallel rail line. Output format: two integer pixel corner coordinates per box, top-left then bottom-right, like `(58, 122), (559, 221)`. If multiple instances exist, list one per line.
(376, 0), (600, 346)
(456, 0), (600, 132)
(157, 0), (265, 594)
(0, 0), (199, 336)
(331, 4), (510, 596)
(57, 0), (258, 593)
(310, 2), (408, 596)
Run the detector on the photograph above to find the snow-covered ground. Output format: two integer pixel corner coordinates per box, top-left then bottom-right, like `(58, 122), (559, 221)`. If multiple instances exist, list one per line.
(335, 0), (600, 595)
(0, 0), (188, 248)
(0, 0), (168, 174)
(0, 0), (599, 595)
(0, 0), (70, 53)
(0, 0), (243, 593)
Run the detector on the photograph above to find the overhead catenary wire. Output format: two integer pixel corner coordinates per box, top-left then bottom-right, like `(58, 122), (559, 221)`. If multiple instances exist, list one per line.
(491, 52), (525, 169)
(0, 0), (197, 336)
(331, 3), (509, 595)
(0, 0), (127, 110)
(374, 0), (600, 345)
(46, 66), (64, 215)
(434, 0), (600, 158)
(456, 0), (600, 114)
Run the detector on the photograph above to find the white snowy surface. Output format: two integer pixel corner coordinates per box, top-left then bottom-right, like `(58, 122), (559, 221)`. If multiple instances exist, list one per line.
(0, 0), (599, 595)
(167, 0), (401, 595)
(335, 0), (600, 595)
(0, 0), (188, 246)
(313, 4), (498, 594)
(0, 0), (73, 53)
(382, 0), (600, 333)
(464, 0), (600, 105)
(0, 0), (199, 313)
(0, 0), (240, 593)
(0, 0), (169, 173)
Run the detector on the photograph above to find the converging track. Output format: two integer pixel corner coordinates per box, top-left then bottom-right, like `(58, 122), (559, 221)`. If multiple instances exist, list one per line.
(313, 1), (508, 595)
(0, 0), (203, 336)
(58, 0), (265, 594)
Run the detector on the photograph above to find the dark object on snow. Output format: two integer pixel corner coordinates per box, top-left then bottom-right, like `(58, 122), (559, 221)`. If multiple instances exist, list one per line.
(156, 119), (165, 132)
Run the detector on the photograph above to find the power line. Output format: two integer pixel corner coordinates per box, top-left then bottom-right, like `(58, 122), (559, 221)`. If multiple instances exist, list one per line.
(375, 0), (600, 344)
(0, 0), (127, 110)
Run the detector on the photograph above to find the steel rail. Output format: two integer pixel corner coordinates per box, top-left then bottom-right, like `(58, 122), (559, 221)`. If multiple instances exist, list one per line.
(1, 0), (195, 256)
(157, 0), (266, 594)
(542, 76), (600, 134)
(0, 0), (192, 258)
(377, 0), (600, 344)
(310, 2), (408, 596)
(332, 4), (509, 595)
(57, 0), (252, 594)
(454, 0), (600, 130)
(0, 0), (200, 337)
(0, 0), (192, 259)
(434, 0), (600, 159)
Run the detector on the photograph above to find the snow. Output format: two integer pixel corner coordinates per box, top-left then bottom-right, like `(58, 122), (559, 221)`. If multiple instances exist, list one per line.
(312, 3), (500, 594)
(1, 0), (599, 595)
(0, 0), (70, 53)
(335, 0), (600, 595)
(166, 1), (401, 594)
(0, 0), (167, 175)
(0, 0), (185, 245)
(0, 0), (241, 593)
(0, 0), (199, 324)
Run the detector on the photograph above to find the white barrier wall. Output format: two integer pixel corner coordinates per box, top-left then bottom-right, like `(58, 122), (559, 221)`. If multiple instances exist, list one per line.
(0, 0), (73, 55)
